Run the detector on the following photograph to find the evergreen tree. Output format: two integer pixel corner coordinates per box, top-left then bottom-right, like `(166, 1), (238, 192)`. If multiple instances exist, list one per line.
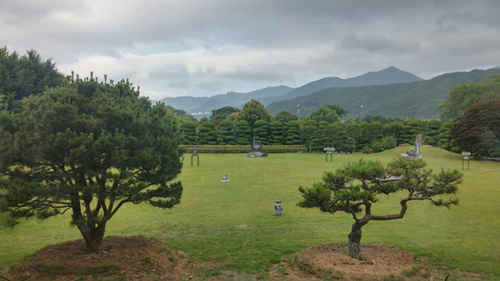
(198, 121), (217, 144)
(180, 121), (197, 144)
(253, 119), (270, 144)
(424, 119), (441, 146)
(0, 47), (66, 111)
(285, 121), (302, 145)
(269, 121), (285, 145)
(0, 79), (183, 253)
(298, 158), (462, 260)
(437, 121), (456, 151)
(399, 120), (421, 144)
(235, 120), (251, 145)
(217, 119), (235, 145)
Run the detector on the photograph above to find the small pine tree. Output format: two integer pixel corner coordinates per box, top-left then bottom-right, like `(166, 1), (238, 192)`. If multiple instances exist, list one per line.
(235, 120), (251, 145)
(253, 119), (270, 144)
(269, 121), (285, 145)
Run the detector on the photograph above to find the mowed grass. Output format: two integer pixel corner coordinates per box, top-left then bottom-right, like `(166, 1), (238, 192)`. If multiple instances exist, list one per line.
(1, 146), (499, 278)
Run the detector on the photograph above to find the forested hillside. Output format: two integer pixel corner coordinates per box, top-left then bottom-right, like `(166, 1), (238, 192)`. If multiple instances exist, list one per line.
(266, 68), (500, 119)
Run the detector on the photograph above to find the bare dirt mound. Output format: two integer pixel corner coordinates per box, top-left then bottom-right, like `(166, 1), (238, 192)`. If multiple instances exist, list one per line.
(269, 243), (480, 281)
(2, 236), (193, 281)
(2, 238), (482, 280)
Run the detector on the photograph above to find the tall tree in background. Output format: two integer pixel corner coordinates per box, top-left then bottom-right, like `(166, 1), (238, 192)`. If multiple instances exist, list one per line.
(0, 47), (66, 111)
(298, 158), (462, 260)
(307, 104), (348, 124)
(273, 111), (298, 123)
(210, 106), (240, 122)
(451, 100), (500, 157)
(438, 75), (500, 120)
(0, 79), (183, 253)
(235, 99), (272, 131)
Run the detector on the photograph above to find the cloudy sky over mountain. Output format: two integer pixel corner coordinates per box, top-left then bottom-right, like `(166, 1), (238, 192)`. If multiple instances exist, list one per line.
(2, 0), (500, 100)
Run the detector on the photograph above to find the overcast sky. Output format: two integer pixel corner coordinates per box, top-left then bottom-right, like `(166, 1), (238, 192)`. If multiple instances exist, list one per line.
(2, 0), (500, 100)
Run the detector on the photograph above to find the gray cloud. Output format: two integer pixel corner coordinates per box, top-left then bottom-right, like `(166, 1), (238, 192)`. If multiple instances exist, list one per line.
(1, 0), (500, 99)
(196, 80), (224, 91)
(166, 80), (190, 89)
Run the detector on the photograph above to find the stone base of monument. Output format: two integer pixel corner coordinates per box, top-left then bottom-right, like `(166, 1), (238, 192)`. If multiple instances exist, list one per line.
(247, 152), (268, 157)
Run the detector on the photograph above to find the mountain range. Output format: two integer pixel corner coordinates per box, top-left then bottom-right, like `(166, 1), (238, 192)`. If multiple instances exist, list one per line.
(158, 66), (500, 120)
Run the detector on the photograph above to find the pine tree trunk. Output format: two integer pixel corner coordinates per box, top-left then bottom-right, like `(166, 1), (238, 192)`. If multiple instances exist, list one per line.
(348, 223), (363, 260)
(79, 223), (106, 253)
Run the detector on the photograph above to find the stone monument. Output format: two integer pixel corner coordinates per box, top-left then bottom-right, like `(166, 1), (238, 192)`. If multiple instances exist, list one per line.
(247, 139), (268, 157)
(274, 200), (283, 216)
(221, 174), (230, 182)
(402, 136), (422, 159)
(324, 146), (335, 162)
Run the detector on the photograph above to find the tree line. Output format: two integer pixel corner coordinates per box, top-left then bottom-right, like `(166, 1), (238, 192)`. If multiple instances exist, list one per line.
(177, 101), (459, 155)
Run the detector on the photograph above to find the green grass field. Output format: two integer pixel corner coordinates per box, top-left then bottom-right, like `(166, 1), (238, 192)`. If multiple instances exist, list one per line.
(1, 146), (499, 279)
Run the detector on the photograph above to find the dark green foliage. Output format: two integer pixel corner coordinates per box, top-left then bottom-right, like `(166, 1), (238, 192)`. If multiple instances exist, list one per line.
(273, 111), (298, 123)
(298, 158), (462, 259)
(364, 121), (384, 142)
(301, 122), (318, 152)
(307, 105), (341, 124)
(269, 121), (285, 145)
(285, 121), (301, 145)
(253, 119), (270, 144)
(0, 47), (67, 111)
(180, 121), (197, 144)
(360, 115), (405, 124)
(0, 79), (183, 252)
(383, 122), (404, 140)
(198, 121), (217, 144)
(371, 136), (397, 152)
(451, 100), (500, 157)
(236, 99), (272, 130)
(399, 120), (421, 144)
(424, 120), (441, 146)
(210, 106), (240, 121)
(235, 120), (251, 145)
(217, 119), (235, 145)
(438, 75), (500, 120)
(437, 121), (456, 151)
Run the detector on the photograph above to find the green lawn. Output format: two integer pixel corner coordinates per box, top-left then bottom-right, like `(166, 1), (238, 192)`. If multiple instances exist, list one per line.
(1, 146), (499, 279)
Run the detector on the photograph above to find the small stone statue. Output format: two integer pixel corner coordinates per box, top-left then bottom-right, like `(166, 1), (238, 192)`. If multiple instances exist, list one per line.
(274, 200), (283, 216)
(221, 174), (230, 182)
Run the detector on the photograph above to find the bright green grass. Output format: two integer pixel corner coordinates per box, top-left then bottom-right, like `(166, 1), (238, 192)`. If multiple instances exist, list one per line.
(1, 146), (499, 279)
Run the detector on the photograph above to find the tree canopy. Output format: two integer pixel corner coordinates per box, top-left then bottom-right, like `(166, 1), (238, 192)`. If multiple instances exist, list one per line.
(298, 158), (462, 259)
(273, 111), (298, 123)
(0, 79), (183, 253)
(451, 99), (500, 157)
(438, 75), (500, 120)
(0, 47), (67, 111)
(307, 104), (348, 124)
(235, 99), (272, 128)
(210, 106), (240, 121)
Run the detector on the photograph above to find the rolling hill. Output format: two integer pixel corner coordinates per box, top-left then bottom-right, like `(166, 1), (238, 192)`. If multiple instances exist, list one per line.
(266, 68), (500, 119)
(259, 66), (423, 105)
(158, 66), (423, 119)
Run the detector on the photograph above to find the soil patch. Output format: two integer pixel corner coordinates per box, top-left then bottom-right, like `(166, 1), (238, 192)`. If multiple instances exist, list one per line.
(269, 243), (481, 281)
(2, 236), (193, 281)
(2, 238), (482, 280)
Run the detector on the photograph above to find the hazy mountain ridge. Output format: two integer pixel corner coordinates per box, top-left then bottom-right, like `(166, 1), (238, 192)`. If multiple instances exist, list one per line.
(159, 66), (422, 118)
(259, 66), (423, 105)
(158, 85), (293, 117)
(266, 68), (500, 119)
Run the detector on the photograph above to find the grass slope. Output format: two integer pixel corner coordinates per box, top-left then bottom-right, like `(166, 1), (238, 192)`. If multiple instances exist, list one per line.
(1, 147), (499, 279)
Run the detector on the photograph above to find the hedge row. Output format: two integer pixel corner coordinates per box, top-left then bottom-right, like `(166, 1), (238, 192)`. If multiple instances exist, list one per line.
(180, 145), (307, 154)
